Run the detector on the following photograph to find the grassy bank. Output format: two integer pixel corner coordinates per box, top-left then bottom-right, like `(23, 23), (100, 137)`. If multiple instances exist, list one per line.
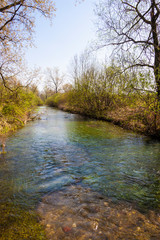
(45, 92), (160, 139)
(0, 85), (43, 141)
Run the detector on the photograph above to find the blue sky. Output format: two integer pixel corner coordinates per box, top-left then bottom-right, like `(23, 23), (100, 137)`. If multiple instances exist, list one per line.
(25, 0), (99, 75)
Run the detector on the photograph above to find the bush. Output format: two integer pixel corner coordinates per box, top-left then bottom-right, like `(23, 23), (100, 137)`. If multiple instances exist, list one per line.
(45, 93), (69, 107)
(2, 104), (21, 116)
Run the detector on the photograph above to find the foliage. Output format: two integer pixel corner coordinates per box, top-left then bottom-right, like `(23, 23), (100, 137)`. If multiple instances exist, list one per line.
(0, 0), (55, 89)
(45, 92), (69, 107)
(0, 0), (55, 55)
(46, 52), (160, 138)
(0, 81), (43, 135)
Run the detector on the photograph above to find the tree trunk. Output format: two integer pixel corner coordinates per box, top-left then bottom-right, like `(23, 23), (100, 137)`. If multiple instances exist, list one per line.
(151, 0), (160, 100)
(154, 59), (160, 101)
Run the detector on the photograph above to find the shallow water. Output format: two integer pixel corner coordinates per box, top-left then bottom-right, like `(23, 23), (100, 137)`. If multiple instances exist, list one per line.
(0, 106), (160, 239)
(38, 185), (160, 240)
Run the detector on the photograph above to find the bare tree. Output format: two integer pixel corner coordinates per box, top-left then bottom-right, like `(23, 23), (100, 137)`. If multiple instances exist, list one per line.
(46, 67), (64, 93)
(62, 83), (73, 93)
(70, 50), (96, 88)
(96, 0), (160, 100)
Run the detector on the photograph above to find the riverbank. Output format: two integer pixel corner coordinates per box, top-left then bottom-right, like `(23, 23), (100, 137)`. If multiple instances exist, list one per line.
(0, 107), (41, 153)
(0, 107), (38, 135)
(0, 86), (43, 149)
(45, 93), (160, 139)
(60, 105), (160, 138)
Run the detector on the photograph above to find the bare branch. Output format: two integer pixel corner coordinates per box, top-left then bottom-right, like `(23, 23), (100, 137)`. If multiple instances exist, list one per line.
(0, 72), (13, 91)
(0, 1), (24, 12)
(0, 4), (22, 31)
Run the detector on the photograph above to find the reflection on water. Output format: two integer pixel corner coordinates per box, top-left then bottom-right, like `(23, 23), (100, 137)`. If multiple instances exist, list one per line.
(0, 106), (160, 238)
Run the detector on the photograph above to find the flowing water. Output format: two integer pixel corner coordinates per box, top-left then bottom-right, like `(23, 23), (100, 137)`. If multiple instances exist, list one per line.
(0, 106), (160, 239)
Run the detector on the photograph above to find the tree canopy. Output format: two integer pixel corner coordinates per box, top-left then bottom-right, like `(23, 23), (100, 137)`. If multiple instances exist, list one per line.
(0, 0), (55, 89)
(0, 0), (55, 52)
(96, 0), (160, 99)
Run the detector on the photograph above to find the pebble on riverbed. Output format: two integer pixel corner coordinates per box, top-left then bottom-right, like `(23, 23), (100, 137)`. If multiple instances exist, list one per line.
(37, 185), (160, 240)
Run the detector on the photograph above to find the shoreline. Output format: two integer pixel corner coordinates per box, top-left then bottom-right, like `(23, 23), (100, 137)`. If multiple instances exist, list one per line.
(0, 107), (40, 152)
(55, 104), (160, 140)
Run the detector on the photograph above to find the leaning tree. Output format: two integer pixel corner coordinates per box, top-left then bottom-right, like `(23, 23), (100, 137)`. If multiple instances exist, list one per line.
(96, 0), (160, 100)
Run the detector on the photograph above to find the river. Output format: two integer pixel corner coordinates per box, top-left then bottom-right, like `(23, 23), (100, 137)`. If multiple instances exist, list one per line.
(0, 106), (160, 239)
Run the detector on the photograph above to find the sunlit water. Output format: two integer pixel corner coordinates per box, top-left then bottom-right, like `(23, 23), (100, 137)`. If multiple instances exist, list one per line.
(0, 106), (160, 239)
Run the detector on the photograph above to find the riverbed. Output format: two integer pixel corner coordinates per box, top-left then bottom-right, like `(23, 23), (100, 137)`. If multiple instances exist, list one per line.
(0, 106), (160, 239)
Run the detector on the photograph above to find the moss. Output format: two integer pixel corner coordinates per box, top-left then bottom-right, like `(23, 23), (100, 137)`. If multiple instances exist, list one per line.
(0, 203), (47, 240)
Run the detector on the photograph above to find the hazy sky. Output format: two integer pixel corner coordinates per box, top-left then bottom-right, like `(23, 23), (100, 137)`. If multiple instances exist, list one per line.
(25, 0), (100, 75)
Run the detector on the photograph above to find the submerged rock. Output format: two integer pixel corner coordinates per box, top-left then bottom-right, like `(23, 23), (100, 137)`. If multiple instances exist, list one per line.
(37, 185), (160, 240)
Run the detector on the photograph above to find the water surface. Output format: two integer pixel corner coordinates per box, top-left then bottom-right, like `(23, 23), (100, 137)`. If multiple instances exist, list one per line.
(0, 106), (160, 239)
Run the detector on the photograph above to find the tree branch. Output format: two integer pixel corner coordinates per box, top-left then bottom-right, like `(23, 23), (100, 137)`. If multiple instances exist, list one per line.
(123, 63), (154, 70)
(0, 72), (13, 92)
(0, 0), (24, 12)
(0, 4), (22, 31)
(122, 1), (152, 25)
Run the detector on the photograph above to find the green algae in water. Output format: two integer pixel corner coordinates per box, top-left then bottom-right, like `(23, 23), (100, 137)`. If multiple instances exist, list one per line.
(0, 107), (160, 239)
(0, 203), (47, 240)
